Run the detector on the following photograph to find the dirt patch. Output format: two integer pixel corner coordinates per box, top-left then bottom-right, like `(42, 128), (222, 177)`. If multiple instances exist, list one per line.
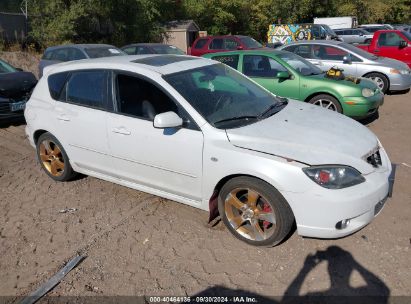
(0, 51), (40, 78)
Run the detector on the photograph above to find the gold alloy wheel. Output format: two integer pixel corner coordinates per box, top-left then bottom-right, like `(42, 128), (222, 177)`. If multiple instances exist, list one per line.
(39, 139), (65, 177)
(224, 188), (277, 241)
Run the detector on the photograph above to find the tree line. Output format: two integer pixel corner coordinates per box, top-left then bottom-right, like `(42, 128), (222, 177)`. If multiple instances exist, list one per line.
(1, 0), (410, 48)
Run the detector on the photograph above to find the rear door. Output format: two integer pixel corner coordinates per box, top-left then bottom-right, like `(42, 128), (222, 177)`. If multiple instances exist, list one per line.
(190, 38), (209, 56)
(50, 69), (113, 174)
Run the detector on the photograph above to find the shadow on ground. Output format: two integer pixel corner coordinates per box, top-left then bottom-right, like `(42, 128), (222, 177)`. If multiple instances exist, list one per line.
(0, 117), (26, 128)
(195, 246), (390, 304)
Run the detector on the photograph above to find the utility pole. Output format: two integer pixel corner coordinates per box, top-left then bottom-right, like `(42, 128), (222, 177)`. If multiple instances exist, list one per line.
(20, 0), (28, 39)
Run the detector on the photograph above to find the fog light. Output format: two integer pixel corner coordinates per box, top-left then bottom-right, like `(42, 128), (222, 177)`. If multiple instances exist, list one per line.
(336, 219), (350, 230)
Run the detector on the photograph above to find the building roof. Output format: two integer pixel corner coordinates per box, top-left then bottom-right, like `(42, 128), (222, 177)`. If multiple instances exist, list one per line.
(165, 20), (200, 32)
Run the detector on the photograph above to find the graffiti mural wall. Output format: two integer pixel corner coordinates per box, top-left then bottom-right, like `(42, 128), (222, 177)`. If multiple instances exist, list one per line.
(267, 24), (314, 44)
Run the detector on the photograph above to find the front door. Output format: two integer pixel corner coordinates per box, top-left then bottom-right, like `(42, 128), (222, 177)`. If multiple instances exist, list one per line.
(310, 44), (359, 77)
(374, 32), (411, 64)
(106, 72), (204, 202)
(241, 54), (300, 99)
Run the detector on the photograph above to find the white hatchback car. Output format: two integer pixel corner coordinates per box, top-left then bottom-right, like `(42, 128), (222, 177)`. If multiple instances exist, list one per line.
(25, 55), (393, 247)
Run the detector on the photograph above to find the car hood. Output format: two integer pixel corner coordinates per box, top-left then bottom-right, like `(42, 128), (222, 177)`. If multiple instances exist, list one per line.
(225, 100), (378, 174)
(0, 71), (37, 100)
(308, 73), (378, 89)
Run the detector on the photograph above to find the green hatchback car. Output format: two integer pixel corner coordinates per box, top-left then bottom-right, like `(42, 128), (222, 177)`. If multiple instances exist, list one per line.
(203, 50), (384, 119)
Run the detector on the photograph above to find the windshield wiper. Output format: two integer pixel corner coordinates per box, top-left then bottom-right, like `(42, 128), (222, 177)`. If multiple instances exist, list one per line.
(213, 115), (259, 126)
(258, 99), (288, 119)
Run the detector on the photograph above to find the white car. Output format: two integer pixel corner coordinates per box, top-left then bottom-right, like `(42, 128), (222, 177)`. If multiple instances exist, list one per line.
(24, 55), (393, 247)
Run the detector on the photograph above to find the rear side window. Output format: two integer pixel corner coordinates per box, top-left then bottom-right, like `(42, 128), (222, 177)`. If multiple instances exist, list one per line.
(48, 72), (70, 100)
(211, 55), (239, 69)
(122, 47), (136, 55)
(194, 39), (208, 49)
(209, 38), (224, 49)
(42, 50), (54, 60)
(65, 70), (109, 110)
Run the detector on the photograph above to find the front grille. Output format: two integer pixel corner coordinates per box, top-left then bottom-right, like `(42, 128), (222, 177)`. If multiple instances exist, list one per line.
(0, 101), (12, 113)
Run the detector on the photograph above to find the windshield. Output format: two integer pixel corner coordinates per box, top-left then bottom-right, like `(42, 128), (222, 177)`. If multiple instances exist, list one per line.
(362, 27), (385, 33)
(341, 43), (378, 60)
(322, 25), (337, 36)
(239, 37), (263, 48)
(402, 31), (411, 41)
(85, 47), (125, 58)
(163, 63), (284, 129)
(278, 52), (323, 76)
(0, 59), (17, 73)
(152, 45), (185, 55)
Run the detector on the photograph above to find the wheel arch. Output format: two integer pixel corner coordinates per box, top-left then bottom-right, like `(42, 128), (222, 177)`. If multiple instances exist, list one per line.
(304, 91), (343, 112)
(33, 129), (49, 145)
(208, 173), (288, 223)
(362, 71), (390, 89)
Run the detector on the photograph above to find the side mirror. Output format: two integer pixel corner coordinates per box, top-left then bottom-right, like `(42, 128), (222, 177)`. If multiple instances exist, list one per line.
(277, 71), (290, 79)
(342, 55), (352, 64)
(153, 111), (183, 129)
(399, 40), (407, 49)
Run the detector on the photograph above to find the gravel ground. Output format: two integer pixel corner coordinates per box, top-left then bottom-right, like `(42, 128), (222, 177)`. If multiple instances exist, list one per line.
(0, 54), (410, 302)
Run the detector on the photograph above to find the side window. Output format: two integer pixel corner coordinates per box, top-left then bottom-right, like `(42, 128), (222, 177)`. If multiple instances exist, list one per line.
(65, 70), (109, 110)
(115, 73), (196, 129)
(194, 39), (208, 49)
(345, 30), (353, 35)
(209, 38), (224, 50)
(378, 33), (405, 46)
(122, 47), (136, 55)
(67, 48), (86, 61)
(211, 55), (239, 69)
(224, 38), (239, 50)
(136, 46), (150, 54)
(48, 72), (70, 100)
(293, 45), (312, 59)
(243, 55), (287, 78)
(313, 45), (349, 61)
(42, 50), (54, 60)
(53, 48), (70, 62)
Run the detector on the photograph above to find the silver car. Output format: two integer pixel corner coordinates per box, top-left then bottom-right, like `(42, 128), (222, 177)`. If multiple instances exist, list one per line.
(279, 40), (411, 93)
(334, 28), (373, 44)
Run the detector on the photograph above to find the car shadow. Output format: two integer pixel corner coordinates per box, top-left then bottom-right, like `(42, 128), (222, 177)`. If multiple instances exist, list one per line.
(358, 110), (379, 125)
(0, 117), (26, 128)
(193, 246), (390, 304)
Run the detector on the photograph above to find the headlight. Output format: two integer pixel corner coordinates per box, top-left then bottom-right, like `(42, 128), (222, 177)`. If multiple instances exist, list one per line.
(362, 87), (375, 97)
(390, 69), (410, 75)
(302, 165), (365, 189)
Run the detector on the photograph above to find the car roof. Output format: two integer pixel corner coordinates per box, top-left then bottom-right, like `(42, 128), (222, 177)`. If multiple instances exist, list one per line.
(121, 43), (173, 48)
(280, 40), (344, 46)
(197, 35), (250, 40)
(203, 49), (288, 57)
(44, 54), (216, 76)
(45, 44), (119, 52)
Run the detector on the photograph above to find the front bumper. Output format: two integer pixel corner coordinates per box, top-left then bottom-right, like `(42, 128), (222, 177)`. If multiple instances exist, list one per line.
(341, 92), (384, 119)
(388, 73), (411, 91)
(0, 99), (27, 120)
(282, 147), (392, 239)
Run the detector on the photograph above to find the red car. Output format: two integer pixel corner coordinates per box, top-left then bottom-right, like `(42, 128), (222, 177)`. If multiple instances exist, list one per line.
(189, 35), (265, 56)
(357, 30), (411, 68)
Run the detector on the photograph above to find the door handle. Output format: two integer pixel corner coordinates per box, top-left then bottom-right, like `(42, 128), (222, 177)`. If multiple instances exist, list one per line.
(57, 114), (70, 121)
(112, 127), (131, 135)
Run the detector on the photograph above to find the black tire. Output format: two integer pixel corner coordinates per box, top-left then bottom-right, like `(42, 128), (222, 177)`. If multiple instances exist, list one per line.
(36, 132), (76, 181)
(218, 177), (294, 247)
(364, 72), (389, 93)
(308, 94), (343, 113)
